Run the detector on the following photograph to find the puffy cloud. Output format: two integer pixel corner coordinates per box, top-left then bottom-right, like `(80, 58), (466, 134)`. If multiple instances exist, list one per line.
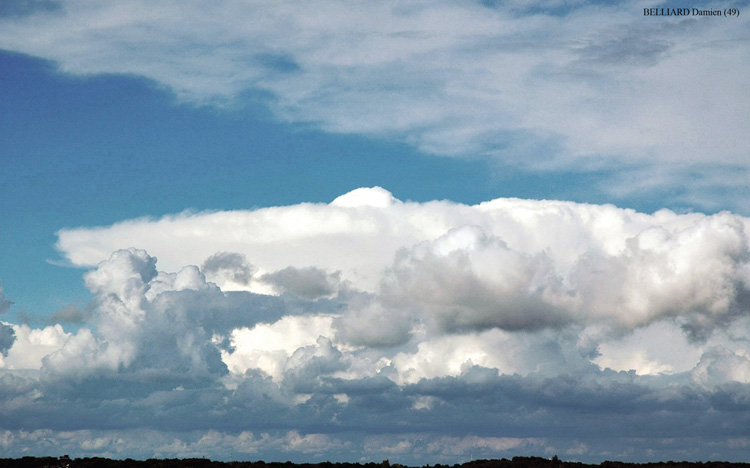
(0, 323), (68, 370)
(201, 252), (255, 288)
(40, 249), (314, 385)
(380, 225), (571, 334)
(46, 190), (750, 408)
(568, 213), (750, 338)
(261, 266), (340, 300)
(387, 327), (600, 385)
(83, 248), (157, 317)
(333, 298), (414, 348)
(59, 189), (750, 343)
(390, 332), (516, 385)
(389, 203), (749, 340)
(5, 190), (750, 461)
(221, 315), (337, 382)
(592, 321), (701, 376)
(40, 327), (126, 381)
(692, 346), (750, 388)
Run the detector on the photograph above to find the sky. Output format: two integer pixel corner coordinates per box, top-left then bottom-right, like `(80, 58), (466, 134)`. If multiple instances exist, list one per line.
(1, 0), (750, 464)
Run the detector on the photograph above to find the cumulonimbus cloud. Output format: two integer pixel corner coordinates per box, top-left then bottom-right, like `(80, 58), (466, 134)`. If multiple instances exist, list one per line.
(56, 187), (750, 341)
(41, 188), (750, 396)
(4, 190), (750, 460)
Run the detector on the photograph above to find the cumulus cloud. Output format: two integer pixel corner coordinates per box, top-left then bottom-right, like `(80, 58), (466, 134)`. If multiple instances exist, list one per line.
(57, 188), (750, 343)
(0, 280), (18, 357)
(261, 266), (340, 299)
(4, 190), (750, 461)
(0, 323), (68, 370)
(34, 249), (284, 384)
(84, 248), (157, 314)
(592, 321), (700, 376)
(379, 226), (571, 334)
(201, 252), (255, 287)
(50, 190), (750, 389)
(692, 346), (750, 388)
(0, 2), (747, 208)
(333, 297), (414, 348)
(221, 315), (337, 382)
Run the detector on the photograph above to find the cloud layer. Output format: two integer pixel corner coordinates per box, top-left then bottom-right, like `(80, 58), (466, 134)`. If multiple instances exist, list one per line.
(0, 1), (748, 210)
(3, 188), (750, 461)
(57, 187), (750, 340)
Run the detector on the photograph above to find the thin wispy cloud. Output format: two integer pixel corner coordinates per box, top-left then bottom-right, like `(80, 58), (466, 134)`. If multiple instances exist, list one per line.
(0, 1), (747, 210)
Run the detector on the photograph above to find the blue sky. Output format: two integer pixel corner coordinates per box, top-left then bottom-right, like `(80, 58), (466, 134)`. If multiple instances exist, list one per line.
(1, 0), (750, 464)
(0, 51), (488, 319)
(0, 49), (613, 323)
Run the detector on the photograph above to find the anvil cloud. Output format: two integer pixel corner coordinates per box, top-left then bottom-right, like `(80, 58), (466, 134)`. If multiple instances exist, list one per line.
(3, 188), (750, 462)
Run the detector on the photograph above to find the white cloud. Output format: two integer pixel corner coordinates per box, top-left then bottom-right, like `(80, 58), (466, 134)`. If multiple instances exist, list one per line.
(55, 188), (750, 385)
(593, 321), (700, 375)
(57, 187), (470, 291)
(390, 331), (515, 385)
(40, 248), (284, 384)
(0, 323), (69, 371)
(40, 327), (127, 380)
(1, 0), (749, 456)
(221, 316), (336, 382)
(5, 190), (750, 461)
(691, 346), (750, 388)
(379, 225), (572, 334)
(57, 188), (750, 344)
(0, 1), (747, 207)
(84, 248), (157, 316)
